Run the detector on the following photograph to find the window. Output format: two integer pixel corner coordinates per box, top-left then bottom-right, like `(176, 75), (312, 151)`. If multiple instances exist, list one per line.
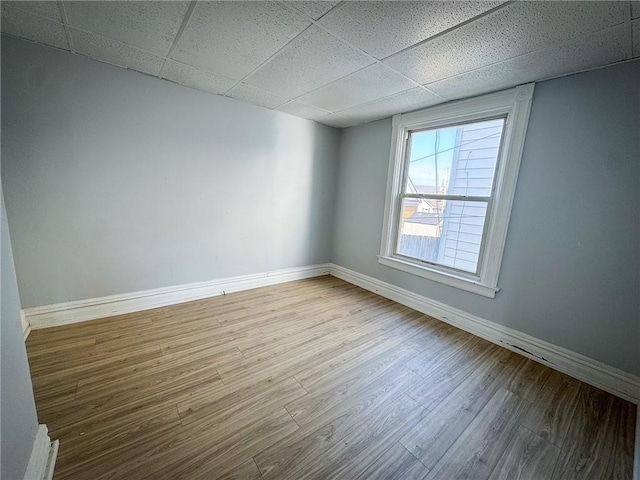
(379, 85), (534, 298)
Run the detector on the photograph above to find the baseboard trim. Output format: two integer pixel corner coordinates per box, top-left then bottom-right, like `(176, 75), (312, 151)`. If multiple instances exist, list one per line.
(21, 310), (31, 340)
(328, 263), (640, 405)
(23, 264), (331, 329)
(21, 261), (638, 404)
(23, 425), (58, 480)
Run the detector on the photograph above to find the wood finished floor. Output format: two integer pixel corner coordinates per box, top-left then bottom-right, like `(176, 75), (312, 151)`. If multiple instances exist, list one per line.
(26, 276), (636, 480)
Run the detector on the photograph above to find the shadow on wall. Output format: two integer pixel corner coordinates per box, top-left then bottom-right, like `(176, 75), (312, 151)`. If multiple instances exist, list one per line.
(272, 116), (339, 270)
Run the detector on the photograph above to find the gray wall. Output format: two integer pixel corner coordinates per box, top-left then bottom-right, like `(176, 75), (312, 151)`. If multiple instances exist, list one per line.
(1, 186), (40, 480)
(332, 60), (640, 376)
(1, 37), (339, 308)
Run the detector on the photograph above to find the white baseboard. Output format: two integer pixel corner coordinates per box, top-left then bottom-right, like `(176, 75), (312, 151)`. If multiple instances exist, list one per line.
(21, 310), (31, 340)
(23, 425), (58, 480)
(23, 264), (330, 329)
(328, 263), (640, 405)
(21, 260), (638, 405)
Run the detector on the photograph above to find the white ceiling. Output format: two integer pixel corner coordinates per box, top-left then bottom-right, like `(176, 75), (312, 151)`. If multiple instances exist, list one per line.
(2, 1), (638, 128)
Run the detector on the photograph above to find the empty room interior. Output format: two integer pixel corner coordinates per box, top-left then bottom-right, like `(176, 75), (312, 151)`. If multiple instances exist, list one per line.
(1, 1), (639, 479)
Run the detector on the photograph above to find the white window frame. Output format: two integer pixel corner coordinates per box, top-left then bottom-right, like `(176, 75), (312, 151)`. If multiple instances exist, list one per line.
(379, 84), (535, 298)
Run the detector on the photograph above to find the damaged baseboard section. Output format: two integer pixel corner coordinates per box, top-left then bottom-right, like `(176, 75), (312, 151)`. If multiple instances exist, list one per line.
(501, 342), (549, 363)
(24, 425), (58, 480)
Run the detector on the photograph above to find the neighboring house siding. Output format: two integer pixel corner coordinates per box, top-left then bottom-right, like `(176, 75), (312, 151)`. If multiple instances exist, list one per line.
(440, 120), (503, 272)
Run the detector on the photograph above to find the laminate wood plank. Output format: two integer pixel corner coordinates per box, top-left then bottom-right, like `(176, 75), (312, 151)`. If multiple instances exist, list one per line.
(27, 337), (97, 359)
(255, 408), (367, 480)
(552, 384), (636, 479)
(54, 420), (185, 479)
(296, 345), (417, 400)
(74, 343), (240, 393)
(406, 336), (503, 411)
(293, 332), (418, 392)
(216, 459), (263, 480)
(256, 366), (421, 480)
(287, 364), (422, 428)
(24, 276), (633, 480)
(335, 301), (409, 331)
(400, 349), (514, 469)
(90, 315), (222, 350)
(402, 315), (452, 352)
(65, 399), (295, 479)
(260, 276), (338, 296)
(292, 393), (426, 480)
(158, 301), (249, 324)
(174, 372), (287, 423)
(611, 397), (637, 480)
(498, 353), (553, 401)
(29, 342), (163, 380)
(177, 376), (306, 427)
(106, 407), (299, 480)
(217, 337), (346, 388)
(54, 404), (182, 474)
(404, 326), (474, 378)
(255, 398), (372, 479)
(424, 387), (529, 480)
(181, 310), (296, 340)
(337, 308), (425, 350)
(355, 442), (429, 480)
(32, 380), (78, 405)
(26, 314), (154, 345)
(233, 319), (347, 365)
(158, 328), (264, 357)
(239, 319), (351, 360)
(40, 363), (224, 428)
(487, 425), (561, 480)
(53, 400), (181, 452)
(45, 388), (184, 444)
(519, 368), (582, 446)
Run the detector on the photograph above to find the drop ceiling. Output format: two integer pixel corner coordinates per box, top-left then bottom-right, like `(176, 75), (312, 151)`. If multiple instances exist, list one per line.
(2, 1), (638, 128)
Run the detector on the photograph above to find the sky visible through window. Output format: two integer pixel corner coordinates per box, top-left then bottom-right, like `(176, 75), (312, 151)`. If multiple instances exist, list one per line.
(408, 128), (457, 194)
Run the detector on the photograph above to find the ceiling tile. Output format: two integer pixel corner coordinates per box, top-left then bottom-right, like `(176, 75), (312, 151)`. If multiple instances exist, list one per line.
(318, 1), (505, 59)
(225, 83), (288, 109)
(1, 4), (68, 49)
(65, 1), (188, 57)
(428, 25), (628, 101)
(384, 1), (625, 84)
(632, 1), (640, 19)
(72, 29), (165, 76)
(245, 25), (373, 98)
(335, 87), (443, 126)
(317, 113), (358, 128)
(276, 100), (332, 121)
(2, 1), (62, 22)
(633, 19), (640, 58)
(161, 60), (236, 95)
(172, 1), (310, 81)
(297, 63), (417, 112)
(285, 1), (341, 20)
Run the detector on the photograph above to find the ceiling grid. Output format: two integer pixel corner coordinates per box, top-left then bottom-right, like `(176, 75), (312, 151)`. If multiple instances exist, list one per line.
(1, 1), (637, 128)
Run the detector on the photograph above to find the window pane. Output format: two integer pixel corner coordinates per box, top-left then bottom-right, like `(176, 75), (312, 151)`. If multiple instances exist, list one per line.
(405, 118), (505, 197)
(396, 198), (488, 273)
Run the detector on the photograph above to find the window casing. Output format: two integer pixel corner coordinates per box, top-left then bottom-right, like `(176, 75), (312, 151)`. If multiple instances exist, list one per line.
(379, 85), (534, 298)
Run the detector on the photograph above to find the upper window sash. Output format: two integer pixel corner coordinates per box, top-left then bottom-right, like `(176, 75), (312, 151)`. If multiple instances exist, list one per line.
(379, 84), (535, 298)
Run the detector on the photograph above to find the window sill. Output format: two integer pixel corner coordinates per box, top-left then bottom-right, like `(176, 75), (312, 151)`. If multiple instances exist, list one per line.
(377, 255), (499, 298)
